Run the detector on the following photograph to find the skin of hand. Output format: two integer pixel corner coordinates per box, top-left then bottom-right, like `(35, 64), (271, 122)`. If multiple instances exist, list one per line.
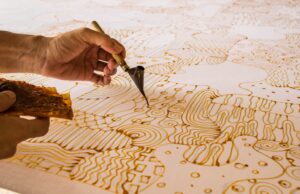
(0, 27), (126, 85)
(0, 91), (49, 159)
(39, 28), (126, 85)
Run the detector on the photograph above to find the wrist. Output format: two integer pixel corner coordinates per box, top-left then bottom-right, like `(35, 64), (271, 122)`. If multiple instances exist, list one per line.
(25, 35), (51, 74)
(0, 31), (51, 74)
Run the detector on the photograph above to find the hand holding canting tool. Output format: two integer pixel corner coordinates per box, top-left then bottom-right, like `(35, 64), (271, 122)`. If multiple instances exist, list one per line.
(91, 21), (149, 107)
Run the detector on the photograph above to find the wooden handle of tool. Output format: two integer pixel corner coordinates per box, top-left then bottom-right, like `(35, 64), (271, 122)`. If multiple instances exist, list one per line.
(91, 21), (129, 71)
(91, 20), (105, 34)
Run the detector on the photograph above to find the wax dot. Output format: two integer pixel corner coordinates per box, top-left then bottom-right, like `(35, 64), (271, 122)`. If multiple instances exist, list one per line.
(131, 134), (140, 138)
(278, 180), (291, 188)
(258, 161), (268, 166)
(234, 163), (248, 169)
(272, 155), (282, 161)
(279, 143), (289, 148)
(165, 151), (172, 155)
(204, 188), (212, 193)
(244, 143), (251, 147)
(191, 172), (200, 178)
(248, 179), (257, 183)
(134, 108), (144, 112)
(231, 185), (245, 192)
(157, 182), (166, 188)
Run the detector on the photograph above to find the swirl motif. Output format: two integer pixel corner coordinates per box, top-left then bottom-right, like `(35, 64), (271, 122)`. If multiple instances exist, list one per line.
(250, 182), (283, 194)
(286, 166), (300, 181)
(117, 124), (167, 148)
(287, 147), (300, 166)
(254, 140), (280, 151)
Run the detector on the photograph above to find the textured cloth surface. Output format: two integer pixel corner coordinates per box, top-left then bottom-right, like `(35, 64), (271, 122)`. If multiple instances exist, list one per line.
(0, 1), (300, 194)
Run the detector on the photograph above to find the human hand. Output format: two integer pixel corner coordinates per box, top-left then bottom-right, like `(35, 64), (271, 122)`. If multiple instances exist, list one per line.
(0, 91), (49, 159)
(39, 28), (126, 85)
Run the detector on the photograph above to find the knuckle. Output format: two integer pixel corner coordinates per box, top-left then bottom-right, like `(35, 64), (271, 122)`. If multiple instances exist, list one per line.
(80, 27), (89, 33)
(78, 27), (90, 36)
(103, 35), (114, 45)
(102, 34), (111, 40)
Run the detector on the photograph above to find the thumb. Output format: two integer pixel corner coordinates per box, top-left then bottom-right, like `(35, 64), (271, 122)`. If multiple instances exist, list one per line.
(78, 28), (123, 54)
(0, 91), (16, 112)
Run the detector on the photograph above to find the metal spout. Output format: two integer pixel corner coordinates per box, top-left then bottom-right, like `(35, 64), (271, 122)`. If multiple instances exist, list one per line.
(127, 66), (149, 107)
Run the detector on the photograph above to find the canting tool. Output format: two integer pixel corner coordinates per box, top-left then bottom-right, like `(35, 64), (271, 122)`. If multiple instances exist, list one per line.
(91, 21), (149, 106)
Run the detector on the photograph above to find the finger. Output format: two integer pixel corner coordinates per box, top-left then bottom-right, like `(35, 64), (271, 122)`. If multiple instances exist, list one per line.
(96, 61), (107, 72)
(96, 58), (118, 73)
(104, 75), (111, 85)
(24, 117), (50, 138)
(84, 45), (108, 72)
(107, 59), (119, 71)
(105, 68), (117, 76)
(79, 28), (123, 54)
(0, 142), (16, 159)
(112, 38), (126, 58)
(0, 91), (16, 112)
(97, 48), (112, 62)
(14, 117), (50, 142)
(89, 73), (104, 85)
(103, 66), (110, 76)
(86, 45), (99, 69)
(90, 73), (111, 85)
(103, 60), (118, 76)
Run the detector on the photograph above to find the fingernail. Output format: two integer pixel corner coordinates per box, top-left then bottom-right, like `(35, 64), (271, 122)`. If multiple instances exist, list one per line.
(2, 91), (16, 100)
